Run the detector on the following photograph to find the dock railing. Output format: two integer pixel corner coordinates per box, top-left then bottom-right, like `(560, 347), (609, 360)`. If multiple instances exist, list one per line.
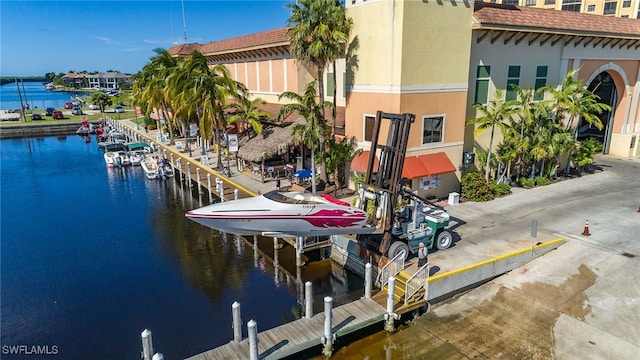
(377, 250), (405, 288)
(404, 263), (429, 303)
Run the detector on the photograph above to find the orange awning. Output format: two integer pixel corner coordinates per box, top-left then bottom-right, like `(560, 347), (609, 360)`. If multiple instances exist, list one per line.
(402, 156), (429, 179)
(402, 152), (456, 179)
(351, 150), (379, 173)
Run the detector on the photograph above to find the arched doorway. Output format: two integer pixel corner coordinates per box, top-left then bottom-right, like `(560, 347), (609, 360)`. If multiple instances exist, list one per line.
(579, 72), (617, 154)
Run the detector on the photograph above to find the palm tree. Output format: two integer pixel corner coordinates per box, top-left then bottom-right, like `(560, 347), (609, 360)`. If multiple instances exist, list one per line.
(278, 80), (332, 194)
(287, 0), (349, 182)
(467, 89), (518, 182)
(321, 136), (355, 190)
(227, 94), (269, 137)
(168, 51), (242, 168)
(325, 1), (352, 136)
(544, 70), (610, 173)
(133, 49), (179, 143)
(545, 69), (610, 139)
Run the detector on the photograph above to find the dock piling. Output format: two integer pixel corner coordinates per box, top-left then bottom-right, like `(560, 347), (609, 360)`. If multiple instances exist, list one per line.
(207, 174), (212, 202)
(305, 281), (313, 319)
(232, 301), (242, 343)
(322, 296), (335, 357)
(365, 263), (372, 299)
(141, 329), (153, 360)
(196, 168), (202, 194)
(186, 163), (192, 188)
(152, 354), (164, 360)
(248, 320), (259, 360)
(384, 277), (400, 332)
(234, 188), (239, 200)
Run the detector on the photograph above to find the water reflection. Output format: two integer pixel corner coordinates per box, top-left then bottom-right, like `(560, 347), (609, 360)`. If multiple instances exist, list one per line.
(153, 178), (365, 317)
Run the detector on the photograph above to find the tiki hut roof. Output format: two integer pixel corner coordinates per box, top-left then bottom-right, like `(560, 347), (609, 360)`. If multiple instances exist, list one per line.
(237, 121), (302, 163)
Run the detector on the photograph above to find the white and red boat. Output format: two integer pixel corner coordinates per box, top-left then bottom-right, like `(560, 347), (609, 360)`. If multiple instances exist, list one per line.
(186, 191), (375, 237)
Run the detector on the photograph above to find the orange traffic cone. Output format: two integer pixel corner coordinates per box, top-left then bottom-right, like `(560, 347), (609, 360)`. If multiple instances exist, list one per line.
(582, 220), (591, 236)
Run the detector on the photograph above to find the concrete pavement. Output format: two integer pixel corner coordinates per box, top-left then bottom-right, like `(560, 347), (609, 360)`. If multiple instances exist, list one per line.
(333, 155), (640, 359)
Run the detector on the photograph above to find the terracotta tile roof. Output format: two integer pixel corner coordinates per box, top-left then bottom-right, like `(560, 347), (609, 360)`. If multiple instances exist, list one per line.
(168, 43), (201, 56)
(168, 28), (289, 58)
(473, 2), (640, 37)
(258, 103), (345, 129)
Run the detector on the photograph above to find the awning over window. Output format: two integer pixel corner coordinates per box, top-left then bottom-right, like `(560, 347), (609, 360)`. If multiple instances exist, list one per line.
(402, 152), (456, 179)
(350, 150), (379, 173)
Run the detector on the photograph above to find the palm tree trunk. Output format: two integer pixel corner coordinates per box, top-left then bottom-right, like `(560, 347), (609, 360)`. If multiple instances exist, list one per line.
(317, 67), (328, 183)
(311, 145), (317, 194)
(485, 127), (495, 182)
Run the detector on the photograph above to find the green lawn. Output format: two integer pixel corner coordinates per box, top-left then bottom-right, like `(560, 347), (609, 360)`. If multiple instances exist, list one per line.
(0, 108), (144, 128)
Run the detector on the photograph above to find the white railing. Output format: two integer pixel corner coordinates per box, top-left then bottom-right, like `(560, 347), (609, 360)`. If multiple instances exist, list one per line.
(405, 263), (429, 303)
(377, 250), (406, 288)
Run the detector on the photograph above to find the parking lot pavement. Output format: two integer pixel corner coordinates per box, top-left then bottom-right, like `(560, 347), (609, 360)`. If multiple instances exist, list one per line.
(340, 155), (640, 358)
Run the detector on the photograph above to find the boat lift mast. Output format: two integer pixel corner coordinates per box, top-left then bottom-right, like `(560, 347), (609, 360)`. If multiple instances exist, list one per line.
(357, 111), (415, 255)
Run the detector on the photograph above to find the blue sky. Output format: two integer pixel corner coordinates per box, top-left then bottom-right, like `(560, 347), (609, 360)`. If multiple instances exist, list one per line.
(0, 0), (292, 77)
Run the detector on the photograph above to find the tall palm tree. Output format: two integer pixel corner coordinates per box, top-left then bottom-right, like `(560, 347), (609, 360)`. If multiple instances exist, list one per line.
(278, 80), (332, 194)
(287, 0), (349, 182)
(325, 1), (352, 136)
(169, 51), (242, 168)
(467, 89), (518, 182)
(133, 49), (179, 143)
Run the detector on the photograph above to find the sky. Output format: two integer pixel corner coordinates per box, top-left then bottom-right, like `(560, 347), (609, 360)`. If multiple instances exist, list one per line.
(0, 0), (292, 77)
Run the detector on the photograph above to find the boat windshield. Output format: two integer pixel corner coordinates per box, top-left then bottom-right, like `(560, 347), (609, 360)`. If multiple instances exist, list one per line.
(263, 190), (322, 205)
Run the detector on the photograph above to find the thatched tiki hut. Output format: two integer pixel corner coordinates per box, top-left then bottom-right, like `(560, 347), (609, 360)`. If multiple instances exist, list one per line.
(237, 121), (302, 183)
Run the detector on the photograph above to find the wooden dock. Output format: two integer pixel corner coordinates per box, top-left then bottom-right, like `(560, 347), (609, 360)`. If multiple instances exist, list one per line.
(187, 297), (385, 360)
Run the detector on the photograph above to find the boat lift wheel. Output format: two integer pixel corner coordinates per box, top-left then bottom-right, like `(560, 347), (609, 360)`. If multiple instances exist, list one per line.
(436, 230), (453, 250)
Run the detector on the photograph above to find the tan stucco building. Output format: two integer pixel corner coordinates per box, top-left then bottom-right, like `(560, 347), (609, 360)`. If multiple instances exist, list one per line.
(169, 1), (640, 199)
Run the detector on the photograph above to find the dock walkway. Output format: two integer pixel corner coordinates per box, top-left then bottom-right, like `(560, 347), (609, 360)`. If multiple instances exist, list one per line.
(188, 297), (385, 360)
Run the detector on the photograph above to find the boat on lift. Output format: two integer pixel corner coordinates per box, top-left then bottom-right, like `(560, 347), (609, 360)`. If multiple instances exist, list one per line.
(185, 191), (376, 237)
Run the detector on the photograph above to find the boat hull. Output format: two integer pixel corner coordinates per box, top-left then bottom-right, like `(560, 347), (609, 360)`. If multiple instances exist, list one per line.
(186, 191), (373, 237)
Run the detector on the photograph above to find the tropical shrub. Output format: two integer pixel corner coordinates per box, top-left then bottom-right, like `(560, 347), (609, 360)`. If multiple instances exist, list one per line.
(534, 176), (551, 186)
(572, 138), (603, 172)
(518, 177), (535, 188)
(491, 182), (512, 196)
(461, 172), (495, 202)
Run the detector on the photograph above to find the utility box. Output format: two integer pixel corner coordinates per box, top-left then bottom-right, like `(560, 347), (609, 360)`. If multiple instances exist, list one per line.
(448, 192), (460, 205)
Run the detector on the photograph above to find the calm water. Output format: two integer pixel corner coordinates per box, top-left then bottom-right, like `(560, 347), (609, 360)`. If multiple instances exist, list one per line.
(0, 82), (84, 110)
(0, 135), (363, 359)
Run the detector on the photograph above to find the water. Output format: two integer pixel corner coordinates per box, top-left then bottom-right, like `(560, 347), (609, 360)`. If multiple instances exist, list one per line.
(0, 82), (84, 110)
(0, 135), (364, 359)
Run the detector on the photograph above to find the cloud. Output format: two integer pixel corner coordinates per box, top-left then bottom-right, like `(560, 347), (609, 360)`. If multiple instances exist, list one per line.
(94, 36), (121, 46)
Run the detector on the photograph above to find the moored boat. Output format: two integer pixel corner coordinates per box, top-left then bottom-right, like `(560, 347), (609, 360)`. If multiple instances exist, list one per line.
(141, 156), (160, 179)
(104, 151), (131, 168)
(185, 191), (375, 237)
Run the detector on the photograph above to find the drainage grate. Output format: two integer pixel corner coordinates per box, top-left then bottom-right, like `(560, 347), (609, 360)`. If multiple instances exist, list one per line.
(621, 252), (636, 258)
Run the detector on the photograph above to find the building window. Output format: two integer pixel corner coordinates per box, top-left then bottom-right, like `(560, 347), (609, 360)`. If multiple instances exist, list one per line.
(327, 72), (335, 97)
(526, 0), (537, 5)
(474, 65), (491, 105)
(506, 65), (520, 101)
(502, 0), (518, 4)
(422, 116), (444, 145)
(603, 1), (617, 14)
(544, 0), (555, 4)
(622, 0), (630, 7)
(534, 65), (548, 101)
(587, 4), (596, 11)
(562, 0), (582, 11)
(621, 14), (629, 17)
(364, 115), (375, 142)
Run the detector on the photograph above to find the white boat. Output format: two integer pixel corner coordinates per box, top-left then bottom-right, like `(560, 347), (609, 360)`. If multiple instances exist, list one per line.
(141, 156), (173, 179)
(185, 191), (375, 237)
(141, 156), (160, 179)
(128, 151), (144, 166)
(104, 151), (131, 168)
